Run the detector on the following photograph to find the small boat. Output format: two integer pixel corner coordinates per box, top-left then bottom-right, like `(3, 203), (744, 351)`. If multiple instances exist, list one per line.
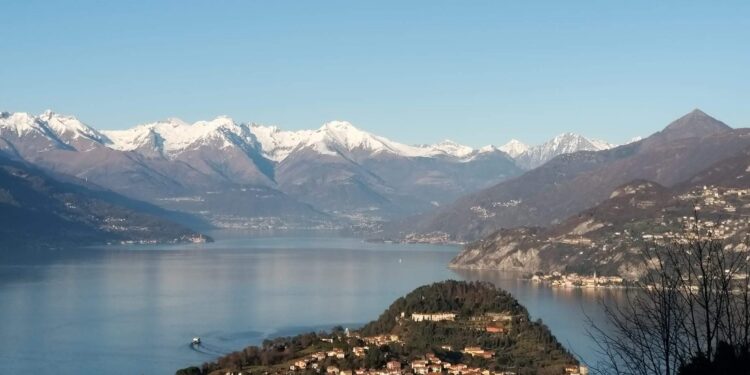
(192, 337), (201, 345)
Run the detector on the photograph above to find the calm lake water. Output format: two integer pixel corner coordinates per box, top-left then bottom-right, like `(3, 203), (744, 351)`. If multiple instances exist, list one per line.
(0, 234), (615, 375)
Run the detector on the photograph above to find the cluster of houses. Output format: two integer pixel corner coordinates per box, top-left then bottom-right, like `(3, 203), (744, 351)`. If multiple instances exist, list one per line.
(531, 272), (624, 288)
(362, 334), (402, 346)
(470, 200), (522, 219)
(461, 347), (493, 359)
(411, 313), (457, 322)
(284, 346), (587, 375)
(402, 231), (453, 244)
(225, 309), (585, 375)
(407, 311), (515, 335)
(673, 186), (750, 240)
(467, 312), (517, 334)
(553, 185), (750, 268)
(680, 186), (750, 212)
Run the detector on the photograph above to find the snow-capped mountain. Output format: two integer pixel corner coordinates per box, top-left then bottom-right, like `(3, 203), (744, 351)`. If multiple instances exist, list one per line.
(40, 110), (110, 145)
(103, 116), (276, 187)
(286, 121), (497, 161)
(250, 124), (314, 162)
(103, 116), (262, 156)
(102, 116), (503, 163)
(273, 121), (521, 214)
(513, 132), (614, 169)
(0, 110), (524, 225)
(422, 140), (476, 159)
(291, 120), (421, 158)
(498, 139), (529, 158)
(1, 110), (619, 173)
(0, 110), (108, 152)
(1, 110), (629, 228)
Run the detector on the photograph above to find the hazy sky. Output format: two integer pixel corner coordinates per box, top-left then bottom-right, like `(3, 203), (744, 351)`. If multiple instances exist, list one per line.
(1, 1), (748, 146)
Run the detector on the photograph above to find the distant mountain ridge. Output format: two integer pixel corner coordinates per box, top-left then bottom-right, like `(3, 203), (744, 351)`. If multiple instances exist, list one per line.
(1, 110), (615, 228)
(0, 110), (616, 168)
(0, 153), (209, 250)
(513, 132), (614, 169)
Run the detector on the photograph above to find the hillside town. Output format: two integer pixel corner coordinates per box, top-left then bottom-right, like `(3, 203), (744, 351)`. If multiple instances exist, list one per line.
(452, 183), (750, 282)
(272, 318), (588, 375)
(281, 310), (580, 375)
(182, 282), (588, 375)
(279, 345), (590, 375)
(621, 186), (750, 246)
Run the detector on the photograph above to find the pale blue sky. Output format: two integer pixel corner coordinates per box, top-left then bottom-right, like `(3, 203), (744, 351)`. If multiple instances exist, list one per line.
(1, 1), (748, 146)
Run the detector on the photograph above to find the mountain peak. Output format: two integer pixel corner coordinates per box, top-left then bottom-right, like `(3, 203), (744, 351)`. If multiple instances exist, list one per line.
(194, 116), (240, 131)
(0, 112), (40, 136)
(661, 109), (731, 140)
(157, 117), (190, 127)
(37, 111), (108, 144)
(428, 140), (474, 158)
(320, 120), (358, 132)
(513, 132), (613, 169)
(499, 139), (529, 157)
(688, 108), (708, 116)
(301, 120), (389, 156)
(478, 144), (499, 153)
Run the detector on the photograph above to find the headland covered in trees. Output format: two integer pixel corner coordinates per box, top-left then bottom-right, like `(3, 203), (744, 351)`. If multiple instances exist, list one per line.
(177, 281), (582, 375)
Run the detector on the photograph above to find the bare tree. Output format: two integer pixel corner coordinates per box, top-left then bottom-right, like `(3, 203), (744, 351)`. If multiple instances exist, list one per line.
(588, 211), (750, 375)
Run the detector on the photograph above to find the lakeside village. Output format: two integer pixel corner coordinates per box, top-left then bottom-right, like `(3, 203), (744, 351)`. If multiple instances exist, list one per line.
(524, 185), (750, 288)
(220, 312), (588, 375)
(525, 272), (626, 289)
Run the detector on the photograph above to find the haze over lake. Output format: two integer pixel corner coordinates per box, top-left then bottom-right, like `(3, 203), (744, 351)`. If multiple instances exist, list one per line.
(0, 234), (612, 375)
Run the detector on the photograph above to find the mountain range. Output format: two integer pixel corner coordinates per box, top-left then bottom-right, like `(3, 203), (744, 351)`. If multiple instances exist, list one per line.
(397, 109), (747, 242)
(0, 110), (614, 229)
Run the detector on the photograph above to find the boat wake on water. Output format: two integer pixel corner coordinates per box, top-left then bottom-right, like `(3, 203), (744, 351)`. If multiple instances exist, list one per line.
(188, 339), (230, 357)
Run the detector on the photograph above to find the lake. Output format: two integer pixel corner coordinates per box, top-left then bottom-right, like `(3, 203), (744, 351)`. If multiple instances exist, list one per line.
(0, 234), (615, 374)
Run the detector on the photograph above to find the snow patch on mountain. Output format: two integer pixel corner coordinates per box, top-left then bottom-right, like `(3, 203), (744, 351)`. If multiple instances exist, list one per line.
(2, 111), (624, 170)
(0, 111), (108, 149)
(250, 124), (314, 161)
(40, 110), (108, 143)
(300, 120), (411, 156)
(626, 136), (643, 144)
(499, 139), (529, 158)
(0, 112), (42, 137)
(514, 132), (614, 169)
(425, 140), (475, 158)
(101, 116), (496, 162)
(293, 121), (486, 160)
(103, 116), (259, 156)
